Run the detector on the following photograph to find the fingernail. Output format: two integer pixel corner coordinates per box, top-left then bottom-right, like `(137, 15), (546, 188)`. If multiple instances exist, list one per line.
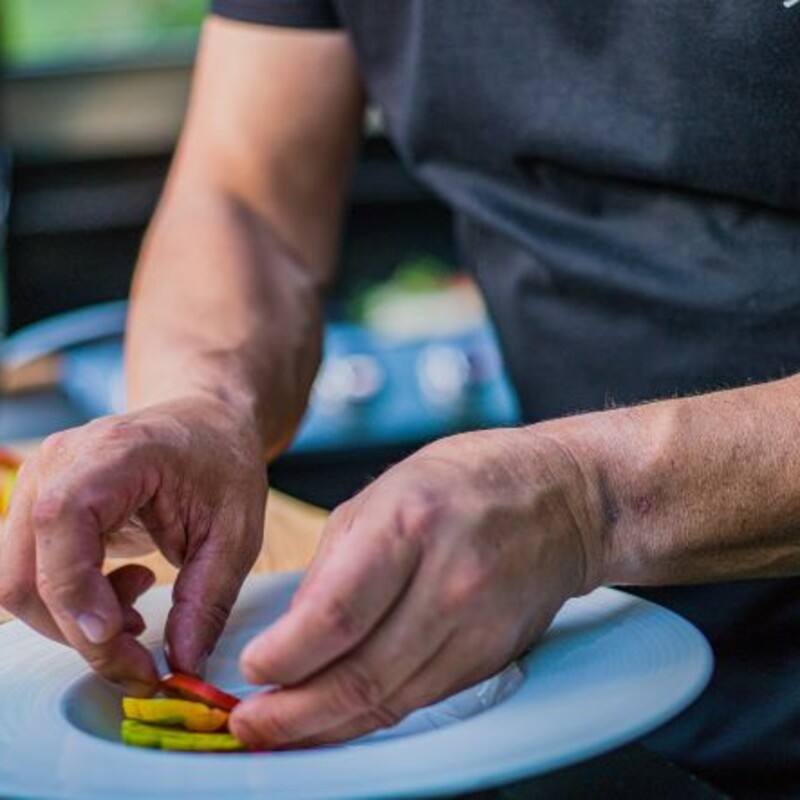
(76, 612), (109, 644)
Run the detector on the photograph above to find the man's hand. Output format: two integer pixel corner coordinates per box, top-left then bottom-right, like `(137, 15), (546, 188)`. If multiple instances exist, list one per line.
(0, 396), (267, 695)
(232, 375), (800, 750)
(0, 17), (362, 701)
(228, 427), (605, 748)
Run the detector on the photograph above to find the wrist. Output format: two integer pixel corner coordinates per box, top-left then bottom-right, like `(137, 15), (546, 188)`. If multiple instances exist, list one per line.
(524, 419), (614, 596)
(127, 357), (279, 454)
(189, 382), (263, 440)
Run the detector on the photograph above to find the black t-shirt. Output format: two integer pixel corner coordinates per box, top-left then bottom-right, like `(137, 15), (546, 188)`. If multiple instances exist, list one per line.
(212, 2), (800, 796)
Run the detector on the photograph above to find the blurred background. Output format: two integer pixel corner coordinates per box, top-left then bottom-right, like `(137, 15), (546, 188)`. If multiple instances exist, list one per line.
(0, 0), (519, 508)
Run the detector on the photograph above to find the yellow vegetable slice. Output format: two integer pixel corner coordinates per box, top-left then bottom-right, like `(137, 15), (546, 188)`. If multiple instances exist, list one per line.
(122, 697), (229, 732)
(121, 720), (245, 752)
(0, 469), (17, 517)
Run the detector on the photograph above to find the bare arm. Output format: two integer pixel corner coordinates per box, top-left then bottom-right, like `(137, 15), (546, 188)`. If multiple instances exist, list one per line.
(0, 18), (364, 690)
(551, 376), (800, 588)
(127, 17), (364, 457)
(227, 376), (800, 748)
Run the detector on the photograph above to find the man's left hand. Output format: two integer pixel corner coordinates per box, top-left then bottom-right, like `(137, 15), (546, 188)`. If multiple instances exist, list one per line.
(229, 427), (605, 748)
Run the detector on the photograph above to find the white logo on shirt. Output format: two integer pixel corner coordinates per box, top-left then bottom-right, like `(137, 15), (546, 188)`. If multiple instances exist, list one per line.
(784, 0), (799, 8)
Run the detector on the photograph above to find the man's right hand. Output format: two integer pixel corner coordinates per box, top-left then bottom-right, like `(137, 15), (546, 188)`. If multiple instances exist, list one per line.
(0, 17), (363, 697)
(0, 396), (267, 695)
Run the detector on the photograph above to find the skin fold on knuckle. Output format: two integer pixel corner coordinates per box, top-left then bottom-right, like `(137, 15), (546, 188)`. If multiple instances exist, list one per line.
(390, 486), (444, 548)
(318, 592), (365, 642)
(188, 595), (231, 634)
(32, 483), (114, 551)
(35, 568), (91, 615)
(199, 599), (232, 640)
(0, 577), (33, 616)
(364, 698), (405, 731)
(331, 660), (388, 718)
(99, 418), (140, 443)
(324, 500), (358, 538)
(303, 700), (406, 748)
(170, 594), (232, 657)
(38, 431), (71, 464)
(437, 558), (490, 619)
(30, 490), (76, 532)
(89, 416), (149, 452)
(31, 494), (108, 615)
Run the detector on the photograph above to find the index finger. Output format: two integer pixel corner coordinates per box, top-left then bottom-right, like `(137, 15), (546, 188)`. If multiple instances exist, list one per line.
(0, 454), (67, 641)
(240, 499), (425, 687)
(32, 459), (159, 693)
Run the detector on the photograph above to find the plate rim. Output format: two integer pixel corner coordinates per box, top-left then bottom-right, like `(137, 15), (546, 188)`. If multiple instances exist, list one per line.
(0, 574), (714, 800)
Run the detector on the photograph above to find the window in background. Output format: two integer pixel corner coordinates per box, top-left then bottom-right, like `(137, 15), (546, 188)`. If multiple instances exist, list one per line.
(2, 0), (205, 67)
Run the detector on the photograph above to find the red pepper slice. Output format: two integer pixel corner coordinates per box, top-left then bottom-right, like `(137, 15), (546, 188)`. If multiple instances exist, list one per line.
(160, 673), (240, 712)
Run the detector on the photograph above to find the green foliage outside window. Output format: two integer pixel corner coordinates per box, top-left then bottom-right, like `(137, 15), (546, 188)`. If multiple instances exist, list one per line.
(2, 0), (206, 66)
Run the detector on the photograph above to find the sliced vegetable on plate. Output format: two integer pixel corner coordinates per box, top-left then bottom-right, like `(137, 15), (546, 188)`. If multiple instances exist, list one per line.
(159, 673), (241, 712)
(121, 674), (245, 752)
(121, 720), (245, 752)
(0, 447), (22, 517)
(123, 697), (229, 733)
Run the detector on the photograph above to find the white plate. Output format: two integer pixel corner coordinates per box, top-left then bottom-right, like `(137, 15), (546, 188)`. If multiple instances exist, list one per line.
(0, 572), (712, 799)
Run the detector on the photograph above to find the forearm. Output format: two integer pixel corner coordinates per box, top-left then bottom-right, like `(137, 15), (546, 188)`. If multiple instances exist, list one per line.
(542, 376), (800, 587)
(126, 184), (324, 460)
(124, 20), (362, 460)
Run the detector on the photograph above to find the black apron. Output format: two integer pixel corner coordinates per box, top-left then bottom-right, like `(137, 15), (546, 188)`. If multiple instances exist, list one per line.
(213, 1), (800, 794)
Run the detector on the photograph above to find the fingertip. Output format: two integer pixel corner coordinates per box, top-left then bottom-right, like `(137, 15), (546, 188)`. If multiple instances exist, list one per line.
(164, 612), (213, 677)
(240, 655), (268, 685)
(123, 607), (146, 637)
(165, 551), (242, 677)
(94, 633), (160, 696)
(239, 633), (277, 685)
(163, 639), (195, 677)
(164, 607), (196, 675)
(228, 689), (286, 750)
(108, 564), (156, 605)
(133, 567), (156, 596)
(228, 713), (266, 750)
